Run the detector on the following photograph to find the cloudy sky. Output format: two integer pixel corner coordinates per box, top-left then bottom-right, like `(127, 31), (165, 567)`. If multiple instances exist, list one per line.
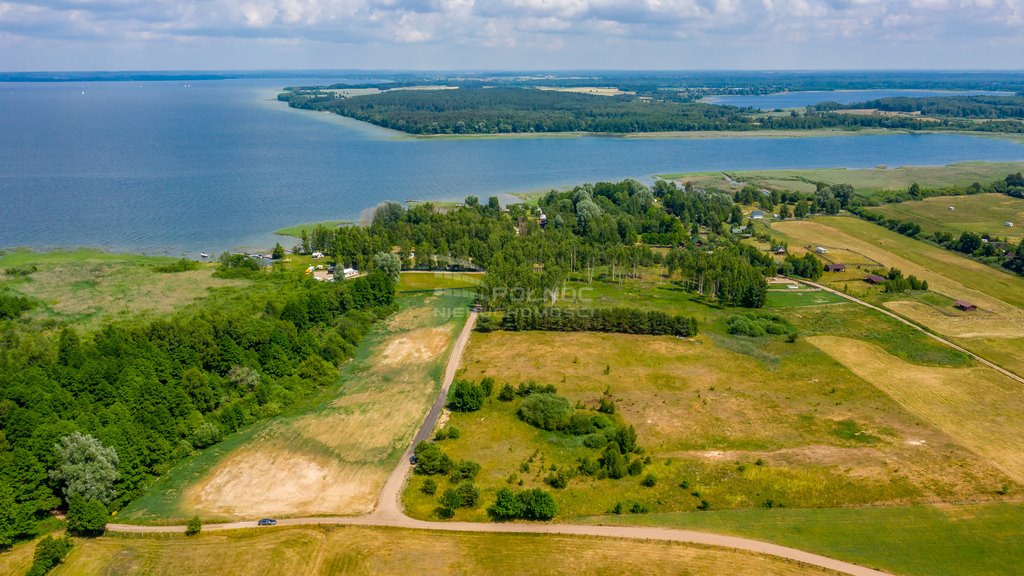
(1, 0), (1022, 70)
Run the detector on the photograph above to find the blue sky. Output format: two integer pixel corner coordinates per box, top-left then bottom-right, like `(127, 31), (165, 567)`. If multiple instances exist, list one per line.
(1, 0), (1022, 70)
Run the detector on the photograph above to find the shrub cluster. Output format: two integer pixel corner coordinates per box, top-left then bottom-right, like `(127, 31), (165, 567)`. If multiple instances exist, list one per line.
(488, 487), (558, 521)
(500, 307), (697, 337)
(0, 291), (34, 320)
(26, 536), (72, 576)
(446, 377), (494, 412)
(726, 311), (794, 337)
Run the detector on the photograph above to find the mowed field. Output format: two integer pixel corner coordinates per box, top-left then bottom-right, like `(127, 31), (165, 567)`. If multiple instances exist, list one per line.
(0, 249), (247, 330)
(771, 216), (1024, 377)
(595, 503), (1024, 576)
(872, 193), (1024, 244)
(660, 161), (1024, 197)
(8, 526), (836, 576)
(808, 336), (1024, 483)
(404, 326), (1012, 523)
(120, 292), (470, 522)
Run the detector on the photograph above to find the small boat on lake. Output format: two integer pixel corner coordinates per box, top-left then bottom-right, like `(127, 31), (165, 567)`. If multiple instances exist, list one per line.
(200, 252), (209, 258)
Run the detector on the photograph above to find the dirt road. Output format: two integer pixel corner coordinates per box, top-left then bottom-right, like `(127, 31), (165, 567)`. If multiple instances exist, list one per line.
(109, 309), (894, 576)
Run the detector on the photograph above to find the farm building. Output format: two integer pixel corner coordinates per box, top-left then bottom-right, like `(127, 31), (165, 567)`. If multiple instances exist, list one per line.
(824, 263), (846, 272)
(864, 274), (886, 284)
(751, 210), (766, 219)
(954, 300), (978, 311)
(815, 246), (828, 254)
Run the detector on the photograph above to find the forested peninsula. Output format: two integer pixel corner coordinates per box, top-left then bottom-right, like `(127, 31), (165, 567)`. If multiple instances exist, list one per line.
(277, 86), (1024, 136)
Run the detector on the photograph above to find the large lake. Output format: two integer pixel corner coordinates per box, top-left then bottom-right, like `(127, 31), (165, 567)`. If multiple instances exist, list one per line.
(706, 89), (1011, 110)
(2, 79), (1023, 256)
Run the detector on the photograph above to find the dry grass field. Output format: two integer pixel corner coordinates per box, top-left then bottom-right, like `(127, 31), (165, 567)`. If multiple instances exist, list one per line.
(808, 336), (1024, 484)
(181, 297), (461, 519)
(40, 526), (834, 576)
(403, 329), (1012, 521)
(872, 193), (1024, 244)
(0, 250), (246, 330)
(771, 216), (1024, 377)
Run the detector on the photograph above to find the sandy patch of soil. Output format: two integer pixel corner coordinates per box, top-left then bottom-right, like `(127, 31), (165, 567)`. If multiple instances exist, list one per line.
(379, 327), (451, 366)
(186, 448), (380, 517)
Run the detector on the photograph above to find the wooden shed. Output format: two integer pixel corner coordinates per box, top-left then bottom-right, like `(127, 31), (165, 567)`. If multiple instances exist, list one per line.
(954, 300), (978, 311)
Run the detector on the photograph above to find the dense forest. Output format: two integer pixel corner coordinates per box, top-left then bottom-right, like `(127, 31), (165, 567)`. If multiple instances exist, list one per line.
(821, 95), (1024, 119)
(279, 88), (755, 134)
(278, 86), (1024, 135)
(0, 267), (396, 546)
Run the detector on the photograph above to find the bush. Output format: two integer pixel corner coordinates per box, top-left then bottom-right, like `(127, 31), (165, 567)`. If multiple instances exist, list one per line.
(439, 488), (463, 510)
(629, 502), (650, 514)
(26, 536), (72, 576)
(726, 311), (793, 337)
(518, 393), (574, 431)
(450, 460), (481, 482)
(421, 478), (438, 495)
(497, 383), (515, 401)
(413, 442), (453, 475)
(155, 258), (200, 273)
(488, 488), (557, 521)
(0, 291), (35, 320)
(479, 377), (495, 397)
(66, 496), (108, 536)
(447, 380), (486, 412)
(627, 459), (645, 476)
(544, 470), (569, 489)
(434, 425), (460, 441)
(641, 473), (657, 487)
(456, 481), (480, 508)
(185, 515), (202, 536)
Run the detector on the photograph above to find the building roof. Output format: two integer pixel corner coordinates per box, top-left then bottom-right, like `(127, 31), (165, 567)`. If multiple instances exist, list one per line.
(954, 300), (977, 310)
(865, 274), (886, 284)
(824, 263), (846, 271)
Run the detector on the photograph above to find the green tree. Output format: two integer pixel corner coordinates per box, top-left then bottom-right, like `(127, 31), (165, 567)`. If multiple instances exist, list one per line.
(185, 515), (202, 536)
(488, 488), (525, 520)
(50, 432), (119, 505)
(66, 495), (108, 536)
(447, 380), (486, 412)
(272, 243), (286, 260)
(517, 393), (573, 431)
(372, 252), (402, 282)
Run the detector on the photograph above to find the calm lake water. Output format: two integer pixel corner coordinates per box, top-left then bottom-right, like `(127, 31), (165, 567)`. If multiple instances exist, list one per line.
(2, 80), (1023, 256)
(707, 89), (1011, 110)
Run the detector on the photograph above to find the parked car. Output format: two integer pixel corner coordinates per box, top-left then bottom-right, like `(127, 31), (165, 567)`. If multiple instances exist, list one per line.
(409, 454), (418, 465)
(257, 518), (277, 526)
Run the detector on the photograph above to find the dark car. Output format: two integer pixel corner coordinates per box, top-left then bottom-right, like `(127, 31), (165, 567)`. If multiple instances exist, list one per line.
(409, 454), (418, 465)
(257, 518), (277, 526)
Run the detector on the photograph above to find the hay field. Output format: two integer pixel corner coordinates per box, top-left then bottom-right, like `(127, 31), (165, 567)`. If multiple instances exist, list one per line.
(772, 217), (1024, 339)
(44, 526), (832, 576)
(872, 194), (1024, 244)
(808, 336), (1024, 483)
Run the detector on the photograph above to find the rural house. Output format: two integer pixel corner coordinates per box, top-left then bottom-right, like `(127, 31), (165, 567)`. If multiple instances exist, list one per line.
(954, 300), (978, 311)
(824, 263), (846, 272)
(864, 274), (886, 284)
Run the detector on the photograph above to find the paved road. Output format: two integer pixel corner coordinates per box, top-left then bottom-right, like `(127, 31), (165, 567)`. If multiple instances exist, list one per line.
(109, 308), (895, 576)
(796, 278), (1024, 386)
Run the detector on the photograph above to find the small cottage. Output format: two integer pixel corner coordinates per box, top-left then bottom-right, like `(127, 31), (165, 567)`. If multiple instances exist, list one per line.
(954, 300), (978, 311)
(864, 274), (886, 284)
(824, 263), (846, 272)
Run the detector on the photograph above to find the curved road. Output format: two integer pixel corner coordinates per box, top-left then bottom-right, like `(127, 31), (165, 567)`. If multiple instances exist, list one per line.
(110, 309), (894, 576)
(795, 278), (1024, 386)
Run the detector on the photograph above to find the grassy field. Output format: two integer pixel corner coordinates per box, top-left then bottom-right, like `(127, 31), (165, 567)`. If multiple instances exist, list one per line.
(771, 216), (1024, 378)
(274, 220), (352, 238)
(765, 288), (847, 308)
(403, 326), (1010, 523)
(808, 335), (1024, 483)
(0, 249), (247, 331)
(120, 292), (471, 523)
(32, 526), (833, 576)
(397, 271), (482, 292)
(871, 193), (1024, 244)
(660, 161), (1024, 197)
(589, 503), (1024, 576)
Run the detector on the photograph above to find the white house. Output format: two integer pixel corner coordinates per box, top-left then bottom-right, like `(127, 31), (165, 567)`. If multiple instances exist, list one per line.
(751, 210), (765, 219)
(343, 267), (359, 279)
(815, 246), (827, 254)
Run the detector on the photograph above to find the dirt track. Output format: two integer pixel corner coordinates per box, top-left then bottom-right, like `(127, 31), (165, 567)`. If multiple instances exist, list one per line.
(109, 310), (894, 576)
